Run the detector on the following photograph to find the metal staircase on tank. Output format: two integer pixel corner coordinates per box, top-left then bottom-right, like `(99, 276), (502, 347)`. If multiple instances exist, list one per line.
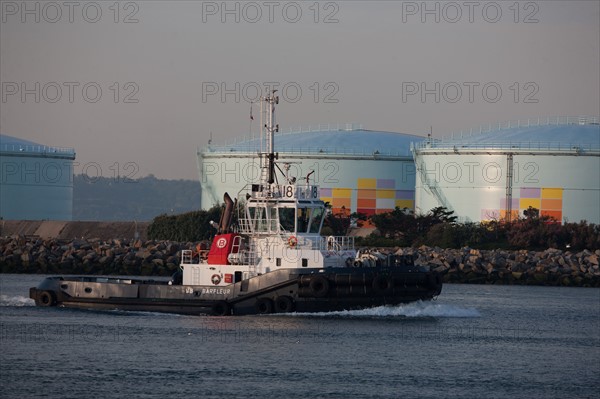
(415, 157), (454, 213)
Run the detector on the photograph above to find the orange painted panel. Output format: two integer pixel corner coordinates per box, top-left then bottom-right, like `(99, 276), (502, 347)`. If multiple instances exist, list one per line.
(357, 208), (376, 216)
(357, 198), (376, 208)
(332, 197), (351, 208)
(357, 189), (376, 199)
(541, 210), (562, 221)
(541, 199), (562, 210)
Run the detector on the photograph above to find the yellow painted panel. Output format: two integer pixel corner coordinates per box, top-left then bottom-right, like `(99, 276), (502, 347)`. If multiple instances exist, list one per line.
(520, 198), (541, 210)
(320, 197), (332, 205)
(376, 189), (395, 199)
(332, 188), (352, 198)
(541, 188), (563, 199)
(395, 200), (414, 209)
(357, 178), (376, 189)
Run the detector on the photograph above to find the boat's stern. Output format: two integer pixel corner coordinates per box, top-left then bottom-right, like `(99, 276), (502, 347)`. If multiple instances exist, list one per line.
(29, 276), (64, 307)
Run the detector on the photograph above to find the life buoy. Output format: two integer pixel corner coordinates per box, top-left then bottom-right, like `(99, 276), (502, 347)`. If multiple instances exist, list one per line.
(37, 290), (56, 307)
(372, 275), (394, 294)
(211, 301), (230, 316)
(274, 296), (295, 313)
(211, 274), (222, 285)
(309, 276), (330, 298)
(255, 298), (274, 314)
(288, 236), (298, 248)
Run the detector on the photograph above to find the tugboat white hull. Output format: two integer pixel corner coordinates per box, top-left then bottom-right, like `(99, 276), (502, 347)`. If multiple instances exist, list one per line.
(30, 264), (442, 316)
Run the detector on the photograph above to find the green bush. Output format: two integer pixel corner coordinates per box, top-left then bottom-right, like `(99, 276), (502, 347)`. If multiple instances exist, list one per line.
(148, 206), (222, 241)
(367, 207), (599, 250)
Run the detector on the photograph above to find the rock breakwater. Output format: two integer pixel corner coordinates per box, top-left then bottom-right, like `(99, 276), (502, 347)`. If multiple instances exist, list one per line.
(1, 236), (599, 287)
(399, 246), (600, 287)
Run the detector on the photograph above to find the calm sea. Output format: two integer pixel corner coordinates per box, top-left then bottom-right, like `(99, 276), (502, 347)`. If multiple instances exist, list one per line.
(1, 274), (598, 399)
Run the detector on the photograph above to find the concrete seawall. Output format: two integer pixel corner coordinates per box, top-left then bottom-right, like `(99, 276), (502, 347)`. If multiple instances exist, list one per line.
(0, 220), (149, 241)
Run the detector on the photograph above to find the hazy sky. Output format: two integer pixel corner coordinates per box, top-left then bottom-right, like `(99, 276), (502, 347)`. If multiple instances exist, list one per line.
(1, 1), (599, 180)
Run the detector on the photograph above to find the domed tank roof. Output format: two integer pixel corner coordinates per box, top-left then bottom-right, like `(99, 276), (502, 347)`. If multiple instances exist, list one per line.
(437, 117), (599, 147)
(415, 117), (599, 152)
(0, 134), (75, 158)
(0, 134), (43, 147)
(203, 125), (426, 157)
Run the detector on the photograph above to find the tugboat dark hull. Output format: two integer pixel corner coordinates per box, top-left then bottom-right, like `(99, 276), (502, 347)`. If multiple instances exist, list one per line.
(29, 267), (442, 316)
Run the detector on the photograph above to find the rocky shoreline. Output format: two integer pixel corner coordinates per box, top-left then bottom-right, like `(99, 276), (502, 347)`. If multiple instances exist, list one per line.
(1, 236), (599, 287)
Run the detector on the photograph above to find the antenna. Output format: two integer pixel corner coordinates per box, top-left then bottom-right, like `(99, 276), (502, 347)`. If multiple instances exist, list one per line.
(208, 132), (213, 145)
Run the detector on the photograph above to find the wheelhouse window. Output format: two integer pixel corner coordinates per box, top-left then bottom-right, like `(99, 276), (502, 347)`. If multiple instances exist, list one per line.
(279, 207), (295, 233)
(308, 207), (325, 234)
(297, 207), (310, 233)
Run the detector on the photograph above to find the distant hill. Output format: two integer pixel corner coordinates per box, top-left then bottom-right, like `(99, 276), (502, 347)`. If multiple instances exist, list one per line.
(73, 174), (200, 221)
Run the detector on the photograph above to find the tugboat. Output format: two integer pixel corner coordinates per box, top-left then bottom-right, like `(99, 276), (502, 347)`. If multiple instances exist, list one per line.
(30, 91), (442, 316)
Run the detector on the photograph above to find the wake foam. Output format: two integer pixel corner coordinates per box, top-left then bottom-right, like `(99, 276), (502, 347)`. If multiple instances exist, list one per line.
(0, 295), (35, 307)
(284, 301), (481, 318)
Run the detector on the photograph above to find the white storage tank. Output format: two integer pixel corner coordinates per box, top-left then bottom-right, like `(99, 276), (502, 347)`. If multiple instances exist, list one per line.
(0, 134), (76, 220)
(412, 117), (600, 224)
(198, 124), (425, 218)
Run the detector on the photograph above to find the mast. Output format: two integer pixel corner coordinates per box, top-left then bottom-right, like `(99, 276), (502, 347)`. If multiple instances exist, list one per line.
(262, 90), (279, 186)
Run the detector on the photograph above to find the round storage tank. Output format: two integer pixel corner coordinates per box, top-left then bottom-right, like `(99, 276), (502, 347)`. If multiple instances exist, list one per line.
(412, 117), (600, 224)
(0, 134), (76, 220)
(198, 125), (424, 217)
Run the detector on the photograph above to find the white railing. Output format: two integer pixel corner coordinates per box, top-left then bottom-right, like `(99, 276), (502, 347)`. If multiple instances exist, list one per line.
(1, 144), (75, 156)
(181, 250), (193, 264)
(413, 141), (599, 153)
(299, 235), (355, 251)
(412, 116), (600, 152)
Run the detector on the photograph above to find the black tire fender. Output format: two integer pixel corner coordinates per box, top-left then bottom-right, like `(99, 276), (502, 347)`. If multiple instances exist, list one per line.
(274, 296), (295, 313)
(211, 301), (230, 316)
(309, 276), (330, 298)
(372, 275), (393, 294)
(255, 298), (274, 314)
(37, 290), (56, 307)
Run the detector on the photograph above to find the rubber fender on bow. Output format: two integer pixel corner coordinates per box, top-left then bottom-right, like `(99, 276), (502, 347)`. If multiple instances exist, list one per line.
(309, 276), (330, 298)
(372, 275), (394, 294)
